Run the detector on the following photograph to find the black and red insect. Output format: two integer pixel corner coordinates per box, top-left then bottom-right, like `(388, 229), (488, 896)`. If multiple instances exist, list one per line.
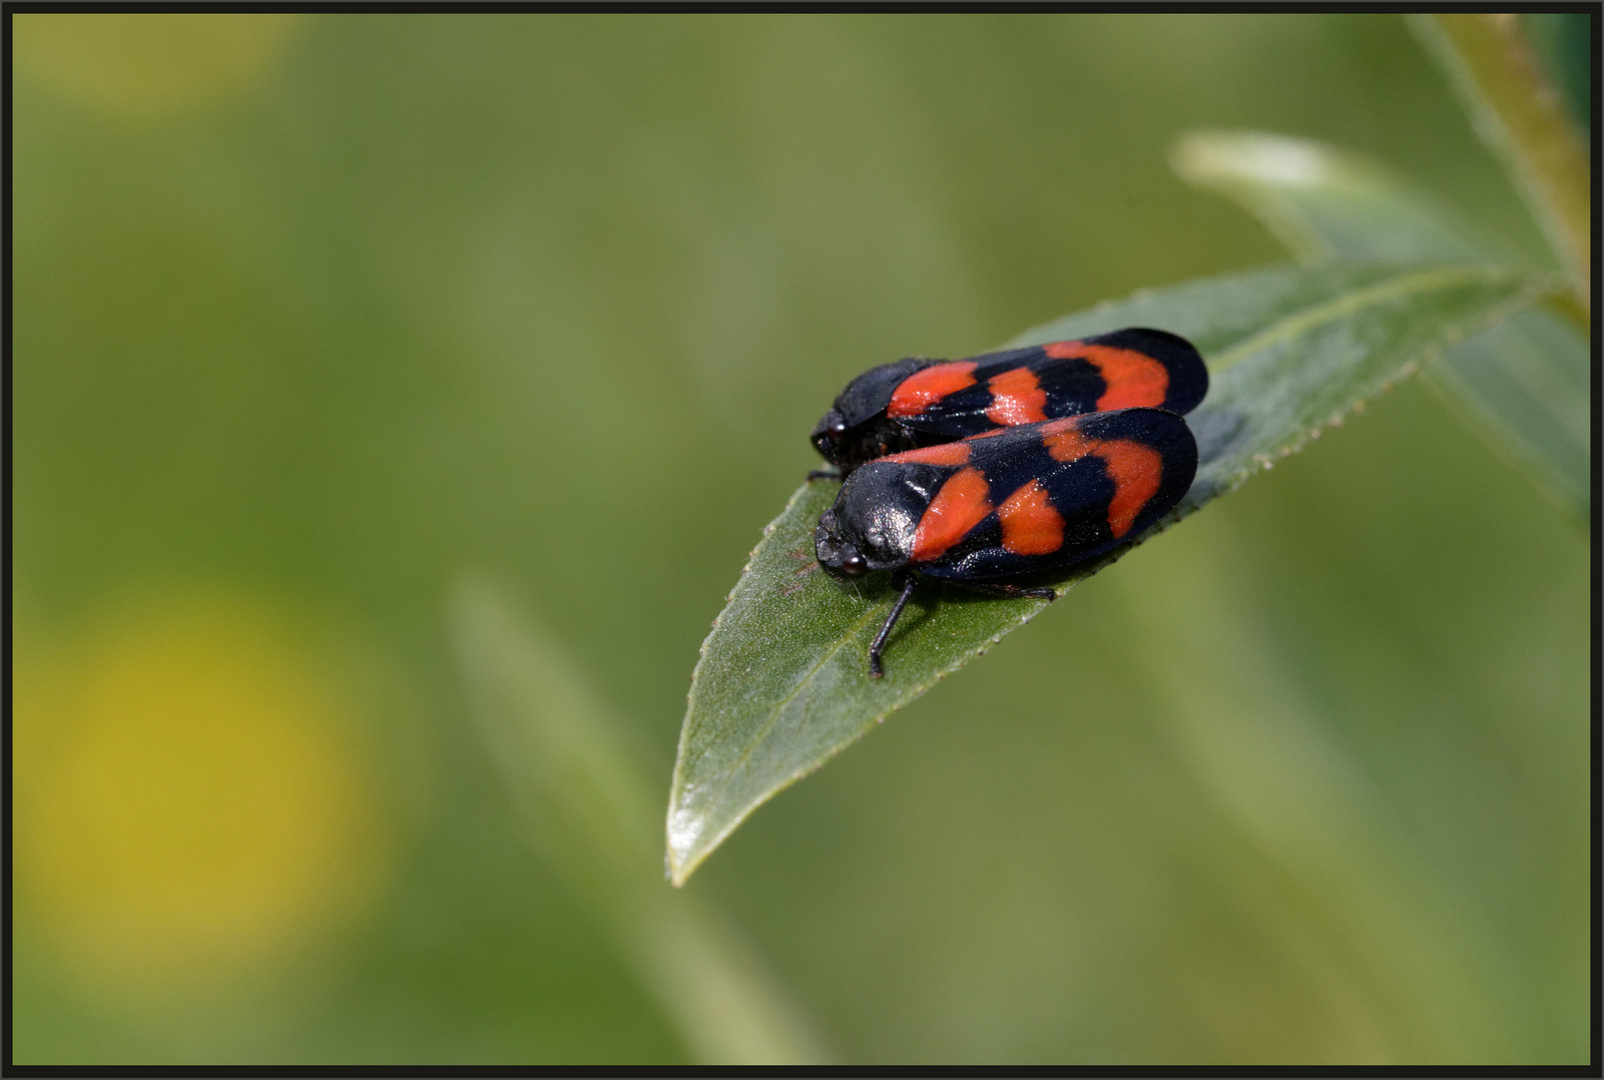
(810, 328), (1207, 475)
(815, 407), (1198, 677)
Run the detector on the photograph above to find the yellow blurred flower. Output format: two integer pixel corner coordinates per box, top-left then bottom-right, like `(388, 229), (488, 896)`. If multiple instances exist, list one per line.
(14, 591), (389, 1005)
(13, 13), (303, 122)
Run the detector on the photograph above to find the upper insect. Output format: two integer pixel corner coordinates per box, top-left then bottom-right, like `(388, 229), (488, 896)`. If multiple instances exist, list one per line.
(811, 327), (1208, 474)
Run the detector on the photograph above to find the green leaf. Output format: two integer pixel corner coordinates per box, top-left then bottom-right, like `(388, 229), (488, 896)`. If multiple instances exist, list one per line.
(450, 578), (829, 1064)
(1407, 14), (1591, 307)
(667, 261), (1546, 884)
(1173, 130), (1589, 522)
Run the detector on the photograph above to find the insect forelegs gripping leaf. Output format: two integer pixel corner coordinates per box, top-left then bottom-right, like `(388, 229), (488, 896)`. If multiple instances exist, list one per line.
(861, 573), (1056, 679)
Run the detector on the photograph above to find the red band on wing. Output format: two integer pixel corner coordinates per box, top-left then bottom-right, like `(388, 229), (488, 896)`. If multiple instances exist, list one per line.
(911, 466), (993, 562)
(985, 367), (1049, 426)
(1042, 341), (1170, 410)
(1041, 419), (1094, 463)
(997, 478), (1065, 555)
(1041, 418), (1163, 539)
(1094, 439), (1163, 538)
(887, 362), (978, 417)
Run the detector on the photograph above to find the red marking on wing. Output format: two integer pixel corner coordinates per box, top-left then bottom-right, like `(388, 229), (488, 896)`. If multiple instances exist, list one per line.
(1042, 419), (1095, 462)
(1095, 439), (1163, 537)
(985, 367), (1049, 425)
(911, 466), (993, 562)
(1041, 417), (1163, 539)
(887, 362), (978, 417)
(997, 478), (1064, 555)
(1042, 341), (1170, 410)
(881, 441), (972, 466)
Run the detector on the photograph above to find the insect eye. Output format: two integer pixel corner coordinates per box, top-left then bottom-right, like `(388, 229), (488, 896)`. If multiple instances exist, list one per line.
(841, 551), (867, 576)
(828, 419), (848, 437)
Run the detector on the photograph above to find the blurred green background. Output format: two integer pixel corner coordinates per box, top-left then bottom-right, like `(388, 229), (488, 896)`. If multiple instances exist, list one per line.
(11, 13), (1589, 1065)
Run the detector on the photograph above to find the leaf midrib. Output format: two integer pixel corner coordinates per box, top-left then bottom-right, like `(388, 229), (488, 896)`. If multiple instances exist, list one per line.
(712, 596), (888, 788)
(1207, 265), (1512, 371)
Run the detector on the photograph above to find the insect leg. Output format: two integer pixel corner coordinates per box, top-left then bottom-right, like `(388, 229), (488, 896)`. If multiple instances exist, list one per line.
(868, 573), (919, 679)
(807, 468), (843, 482)
(952, 581), (1057, 601)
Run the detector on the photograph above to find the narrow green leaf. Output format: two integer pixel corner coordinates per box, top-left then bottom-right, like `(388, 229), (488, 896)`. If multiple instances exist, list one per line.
(1173, 130), (1589, 520)
(1408, 14), (1591, 308)
(450, 578), (829, 1064)
(667, 262), (1545, 884)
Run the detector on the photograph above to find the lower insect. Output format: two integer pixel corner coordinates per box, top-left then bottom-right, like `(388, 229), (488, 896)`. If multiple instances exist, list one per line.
(814, 408), (1199, 677)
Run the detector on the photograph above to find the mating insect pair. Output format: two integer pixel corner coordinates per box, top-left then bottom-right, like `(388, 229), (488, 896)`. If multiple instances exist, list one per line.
(809, 329), (1208, 677)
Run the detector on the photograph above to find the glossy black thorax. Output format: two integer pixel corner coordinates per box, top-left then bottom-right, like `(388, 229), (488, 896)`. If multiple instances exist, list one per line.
(811, 356), (933, 469)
